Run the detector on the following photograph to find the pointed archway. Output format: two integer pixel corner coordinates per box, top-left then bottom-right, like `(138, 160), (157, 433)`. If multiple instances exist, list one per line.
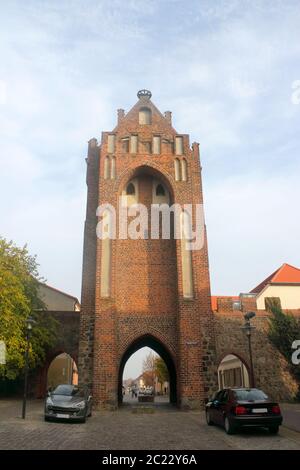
(118, 335), (177, 406)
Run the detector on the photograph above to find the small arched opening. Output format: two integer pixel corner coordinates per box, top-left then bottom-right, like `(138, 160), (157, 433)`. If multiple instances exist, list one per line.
(156, 183), (165, 197)
(217, 354), (250, 389)
(126, 182), (136, 195)
(47, 352), (78, 391)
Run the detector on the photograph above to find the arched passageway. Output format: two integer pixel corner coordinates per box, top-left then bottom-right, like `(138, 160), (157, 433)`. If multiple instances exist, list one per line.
(218, 354), (249, 389)
(118, 335), (177, 406)
(47, 352), (78, 390)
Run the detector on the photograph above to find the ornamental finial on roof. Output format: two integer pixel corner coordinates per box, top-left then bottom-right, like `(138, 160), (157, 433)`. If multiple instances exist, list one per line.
(137, 89), (152, 100)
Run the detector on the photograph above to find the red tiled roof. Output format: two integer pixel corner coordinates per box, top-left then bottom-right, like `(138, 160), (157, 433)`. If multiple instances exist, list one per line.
(250, 263), (300, 294)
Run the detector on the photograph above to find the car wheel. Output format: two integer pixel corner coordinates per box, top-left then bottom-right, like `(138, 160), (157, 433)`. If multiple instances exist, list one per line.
(224, 416), (236, 435)
(269, 426), (279, 435)
(206, 410), (213, 425)
(44, 416), (51, 422)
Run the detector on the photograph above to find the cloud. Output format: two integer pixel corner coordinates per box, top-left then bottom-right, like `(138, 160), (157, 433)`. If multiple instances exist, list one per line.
(0, 80), (7, 105)
(0, 0), (300, 299)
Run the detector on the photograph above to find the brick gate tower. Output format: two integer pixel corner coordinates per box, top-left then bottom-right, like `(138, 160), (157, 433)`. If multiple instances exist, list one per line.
(79, 90), (215, 409)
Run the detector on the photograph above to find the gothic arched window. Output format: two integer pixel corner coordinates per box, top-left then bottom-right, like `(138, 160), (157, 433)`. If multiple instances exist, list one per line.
(156, 184), (165, 196)
(174, 158), (181, 181)
(104, 156), (110, 180)
(126, 183), (135, 195)
(180, 211), (193, 299)
(181, 158), (188, 181)
(110, 156), (116, 180)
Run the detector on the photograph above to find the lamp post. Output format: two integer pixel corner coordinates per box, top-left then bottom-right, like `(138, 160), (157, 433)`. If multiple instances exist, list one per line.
(241, 311), (256, 388)
(22, 316), (36, 419)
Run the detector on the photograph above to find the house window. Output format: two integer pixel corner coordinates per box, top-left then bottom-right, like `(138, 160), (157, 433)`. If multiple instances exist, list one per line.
(139, 107), (151, 125)
(152, 136), (161, 154)
(264, 297), (282, 311)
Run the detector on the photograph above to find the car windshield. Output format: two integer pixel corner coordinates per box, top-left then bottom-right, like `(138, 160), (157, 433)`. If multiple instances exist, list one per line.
(233, 389), (268, 401)
(52, 385), (84, 397)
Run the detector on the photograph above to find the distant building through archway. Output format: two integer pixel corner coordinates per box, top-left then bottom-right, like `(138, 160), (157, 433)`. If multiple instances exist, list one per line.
(218, 354), (249, 389)
(47, 353), (78, 390)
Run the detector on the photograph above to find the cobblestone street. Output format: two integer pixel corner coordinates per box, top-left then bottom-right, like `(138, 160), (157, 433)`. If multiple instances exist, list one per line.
(0, 400), (300, 450)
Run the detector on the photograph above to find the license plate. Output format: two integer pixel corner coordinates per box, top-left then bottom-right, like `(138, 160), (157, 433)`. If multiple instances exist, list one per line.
(56, 413), (69, 418)
(252, 408), (268, 413)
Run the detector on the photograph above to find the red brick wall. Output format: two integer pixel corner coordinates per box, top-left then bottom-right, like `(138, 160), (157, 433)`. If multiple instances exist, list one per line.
(79, 93), (214, 409)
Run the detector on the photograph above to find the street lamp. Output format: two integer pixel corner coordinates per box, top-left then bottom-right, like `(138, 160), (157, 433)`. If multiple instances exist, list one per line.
(241, 311), (256, 388)
(22, 316), (36, 419)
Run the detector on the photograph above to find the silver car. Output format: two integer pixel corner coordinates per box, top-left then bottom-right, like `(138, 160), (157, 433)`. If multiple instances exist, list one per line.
(44, 384), (92, 423)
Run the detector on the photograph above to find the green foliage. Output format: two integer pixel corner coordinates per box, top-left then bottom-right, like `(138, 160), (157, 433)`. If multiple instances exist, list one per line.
(0, 237), (58, 380)
(154, 356), (169, 385)
(267, 300), (300, 398)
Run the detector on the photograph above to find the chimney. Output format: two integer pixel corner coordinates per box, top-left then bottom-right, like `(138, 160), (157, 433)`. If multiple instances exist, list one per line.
(88, 138), (97, 149)
(117, 109), (125, 124)
(164, 111), (172, 125)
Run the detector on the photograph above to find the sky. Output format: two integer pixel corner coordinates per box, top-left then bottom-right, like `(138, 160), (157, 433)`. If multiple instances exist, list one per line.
(1, 1), (300, 378)
(123, 347), (153, 381)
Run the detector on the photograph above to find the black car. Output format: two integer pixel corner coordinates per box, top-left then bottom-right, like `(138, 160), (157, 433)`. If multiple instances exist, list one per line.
(205, 388), (283, 434)
(45, 384), (92, 423)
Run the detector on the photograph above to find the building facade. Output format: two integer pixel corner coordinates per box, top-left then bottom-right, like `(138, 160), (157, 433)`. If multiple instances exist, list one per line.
(79, 90), (216, 409)
(250, 263), (300, 310)
(38, 282), (80, 311)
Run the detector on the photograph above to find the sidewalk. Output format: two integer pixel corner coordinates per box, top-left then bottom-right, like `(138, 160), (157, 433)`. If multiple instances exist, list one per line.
(281, 403), (300, 433)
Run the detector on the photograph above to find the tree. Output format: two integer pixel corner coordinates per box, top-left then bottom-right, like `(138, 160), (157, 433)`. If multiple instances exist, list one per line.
(267, 300), (300, 399)
(154, 356), (169, 389)
(142, 351), (156, 388)
(0, 237), (58, 381)
(142, 352), (169, 393)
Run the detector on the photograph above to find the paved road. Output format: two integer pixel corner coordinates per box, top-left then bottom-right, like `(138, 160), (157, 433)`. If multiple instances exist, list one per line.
(0, 399), (299, 450)
(281, 403), (300, 433)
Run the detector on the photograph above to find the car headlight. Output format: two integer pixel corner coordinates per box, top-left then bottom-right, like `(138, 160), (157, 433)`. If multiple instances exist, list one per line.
(45, 398), (53, 408)
(75, 401), (86, 409)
